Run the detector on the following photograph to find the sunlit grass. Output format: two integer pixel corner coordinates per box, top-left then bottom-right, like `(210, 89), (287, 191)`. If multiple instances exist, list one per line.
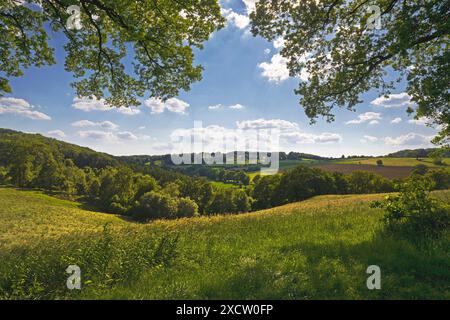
(335, 157), (450, 167)
(1, 187), (449, 299)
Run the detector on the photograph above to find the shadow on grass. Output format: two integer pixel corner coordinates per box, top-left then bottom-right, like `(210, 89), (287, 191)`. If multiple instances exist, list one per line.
(199, 231), (450, 300)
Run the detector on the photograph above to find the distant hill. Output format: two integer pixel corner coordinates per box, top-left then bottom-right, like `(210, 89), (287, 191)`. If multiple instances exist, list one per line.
(0, 128), (119, 169)
(387, 148), (450, 158)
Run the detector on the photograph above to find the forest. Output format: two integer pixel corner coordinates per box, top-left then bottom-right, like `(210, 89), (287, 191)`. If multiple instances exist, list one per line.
(1, 128), (449, 221)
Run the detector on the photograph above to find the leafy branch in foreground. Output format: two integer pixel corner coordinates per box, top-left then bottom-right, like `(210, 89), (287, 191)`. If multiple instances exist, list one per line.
(250, 0), (450, 145)
(0, 0), (224, 107)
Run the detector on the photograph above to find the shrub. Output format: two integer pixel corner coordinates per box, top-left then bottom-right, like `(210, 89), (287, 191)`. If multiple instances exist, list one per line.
(411, 164), (429, 175)
(176, 197), (199, 218)
(376, 160), (384, 166)
(133, 191), (178, 221)
(372, 177), (450, 240)
(346, 171), (394, 194)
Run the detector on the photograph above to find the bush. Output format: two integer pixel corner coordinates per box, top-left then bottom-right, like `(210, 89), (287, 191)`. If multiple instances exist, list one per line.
(372, 177), (450, 240)
(176, 197), (199, 218)
(412, 164), (429, 175)
(346, 171), (394, 194)
(376, 160), (384, 166)
(133, 191), (178, 221)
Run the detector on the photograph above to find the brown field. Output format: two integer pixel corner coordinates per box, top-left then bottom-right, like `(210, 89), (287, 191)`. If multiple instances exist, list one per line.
(313, 164), (413, 179)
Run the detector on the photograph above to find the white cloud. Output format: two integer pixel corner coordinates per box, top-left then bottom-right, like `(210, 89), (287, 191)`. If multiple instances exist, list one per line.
(72, 97), (140, 115)
(209, 103), (245, 111)
(282, 131), (343, 144)
(116, 107), (141, 115)
(384, 133), (434, 146)
(371, 92), (413, 108)
(78, 130), (116, 141)
(360, 135), (378, 143)
(369, 120), (380, 125)
(78, 130), (140, 142)
(47, 130), (66, 138)
(236, 118), (299, 131)
(408, 117), (433, 126)
(116, 131), (138, 140)
(258, 54), (290, 83)
(72, 97), (109, 112)
(391, 117), (402, 124)
(71, 120), (119, 130)
(346, 112), (382, 125)
(144, 97), (189, 115)
(222, 8), (250, 29)
(0, 97), (51, 120)
(242, 0), (258, 14)
(273, 37), (285, 49)
(170, 118), (343, 153)
(264, 48), (271, 55)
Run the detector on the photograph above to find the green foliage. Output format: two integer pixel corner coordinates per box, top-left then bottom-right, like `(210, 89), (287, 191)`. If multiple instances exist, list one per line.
(252, 166), (395, 210)
(0, 0), (224, 108)
(412, 164), (429, 175)
(132, 191), (179, 220)
(429, 149), (445, 165)
(346, 171), (394, 194)
(372, 177), (450, 240)
(2, 188), (449, 299)
(176, 197), (199, 218)
(0, 166), (8, 184)
(250, 0), (449, 144)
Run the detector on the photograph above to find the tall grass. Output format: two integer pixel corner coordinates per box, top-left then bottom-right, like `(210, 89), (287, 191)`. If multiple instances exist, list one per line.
(0, 188), (449, 299)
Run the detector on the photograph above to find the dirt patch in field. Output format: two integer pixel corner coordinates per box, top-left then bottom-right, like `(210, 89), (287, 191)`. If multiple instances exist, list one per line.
(312, 164), (413, 179)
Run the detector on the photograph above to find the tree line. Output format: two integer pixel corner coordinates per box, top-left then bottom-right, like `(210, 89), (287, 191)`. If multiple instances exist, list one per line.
(1, 129), (449, 221)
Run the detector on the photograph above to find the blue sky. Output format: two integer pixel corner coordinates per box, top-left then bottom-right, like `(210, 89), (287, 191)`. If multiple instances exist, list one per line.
(0, 0), (439, 157)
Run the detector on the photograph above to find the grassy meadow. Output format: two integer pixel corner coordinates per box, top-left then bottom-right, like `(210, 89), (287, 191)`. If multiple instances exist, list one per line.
(336, 157), (450, 167)
(1, 187), (449, 300)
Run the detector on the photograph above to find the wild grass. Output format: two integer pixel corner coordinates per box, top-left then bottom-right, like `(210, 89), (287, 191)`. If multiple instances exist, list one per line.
(0, 187), (449, 299)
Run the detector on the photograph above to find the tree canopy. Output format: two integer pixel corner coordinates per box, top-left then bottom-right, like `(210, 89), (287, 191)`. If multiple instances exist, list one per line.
(250, 0), (449, 144)
(0, 0), (224, 107)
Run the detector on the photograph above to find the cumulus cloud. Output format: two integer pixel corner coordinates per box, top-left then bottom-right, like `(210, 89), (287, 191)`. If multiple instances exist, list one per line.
(346, 112), (382, 125)
(236, 118), (299, 131)
(391, 117), (402, 124)
(0, 97), (51, 120)
(273, 37), (285, 49)
(222, 8), (250, 29)
(78, 130), (140, 142)
(371, 92), (413, 108)
(71, 120), (119, 130)
(47, 130), (66, 138)
(258, 54), (290, 83)
(170, 118), (342, 153)
(209, 103), (245, 110)
(360, 135), (378, 143)
(144, 97), (189, 115)
(72, 97), (141, 115)
(384, 133), (434, 146)
(408, 117), (433, 126)
(282, 131), (343, 144)
(116, 131), (138, 140)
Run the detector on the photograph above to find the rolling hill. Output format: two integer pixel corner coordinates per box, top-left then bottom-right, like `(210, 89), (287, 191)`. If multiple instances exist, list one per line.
(1, 187), (449, 299)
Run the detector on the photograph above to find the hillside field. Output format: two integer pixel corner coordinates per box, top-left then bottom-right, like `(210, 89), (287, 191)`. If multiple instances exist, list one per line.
(335, 157), (450, 167)
(1, 187), (449, 299)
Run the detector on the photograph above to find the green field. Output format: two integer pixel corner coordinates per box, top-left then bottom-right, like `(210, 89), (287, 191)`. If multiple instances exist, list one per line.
(1, 187), (449, 299)
(336, 157), (450, 167)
